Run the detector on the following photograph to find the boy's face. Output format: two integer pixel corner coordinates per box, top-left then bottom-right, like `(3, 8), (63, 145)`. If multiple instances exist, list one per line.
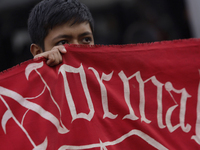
(44, 21), (94, 51)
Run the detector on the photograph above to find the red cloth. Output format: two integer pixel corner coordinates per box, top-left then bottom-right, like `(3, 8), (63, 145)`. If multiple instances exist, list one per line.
(0, 39), (200, 149)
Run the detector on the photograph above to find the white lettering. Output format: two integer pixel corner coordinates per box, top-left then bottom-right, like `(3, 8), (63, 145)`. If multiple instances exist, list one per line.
(165, 82), (191, 133)
(59, 64), (94, 122)
(145, 77), (166, 129)
(119, 71), (151, 123)
(191, 70), (200, 144)
(89, 67), (118, 119)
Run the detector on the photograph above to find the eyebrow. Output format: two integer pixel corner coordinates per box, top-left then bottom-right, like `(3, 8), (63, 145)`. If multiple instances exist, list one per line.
(52, 32), (93, 42)
(78, 32), (93, 37)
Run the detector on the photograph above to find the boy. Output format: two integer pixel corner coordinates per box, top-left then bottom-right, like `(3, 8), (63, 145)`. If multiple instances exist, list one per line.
(28, 0), (95, 66)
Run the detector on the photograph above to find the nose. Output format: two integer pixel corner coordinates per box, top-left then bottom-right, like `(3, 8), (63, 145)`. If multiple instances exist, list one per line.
(70, 39), (79, 45)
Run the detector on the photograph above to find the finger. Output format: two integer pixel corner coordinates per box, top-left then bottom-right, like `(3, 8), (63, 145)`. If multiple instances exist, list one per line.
(33, 56), (43, 61)
(34, 51), (49, 59)
(47, 52), (62, 66)
(46, 53), (55, 66)
(57, 50), (63, 62)
(34, 53), (43, 59)
(57, 46), (67, 54)
(53, 52), (62, 66)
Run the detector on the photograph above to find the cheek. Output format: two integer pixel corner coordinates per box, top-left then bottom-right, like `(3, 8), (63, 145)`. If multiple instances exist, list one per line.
(44, 40), (54, 51)
(91, 40), (95, 45)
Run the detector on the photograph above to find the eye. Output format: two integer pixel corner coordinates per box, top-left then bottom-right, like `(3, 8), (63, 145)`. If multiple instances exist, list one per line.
(82, 37), (92, 44)
(56, 40), (68, 46)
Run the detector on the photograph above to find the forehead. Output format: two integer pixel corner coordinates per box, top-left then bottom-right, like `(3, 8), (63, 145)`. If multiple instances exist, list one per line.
(46, 21), (92, 39)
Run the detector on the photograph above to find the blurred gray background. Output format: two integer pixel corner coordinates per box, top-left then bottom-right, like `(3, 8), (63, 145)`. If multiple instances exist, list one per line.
(0, 0), (198, 72)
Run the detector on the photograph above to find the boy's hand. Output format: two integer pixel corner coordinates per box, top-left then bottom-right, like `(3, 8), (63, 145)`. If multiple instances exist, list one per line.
(34, 45), (67, 66)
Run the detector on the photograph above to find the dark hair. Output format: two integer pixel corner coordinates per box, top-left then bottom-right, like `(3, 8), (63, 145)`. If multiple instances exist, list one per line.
(28, 0), (94, 50)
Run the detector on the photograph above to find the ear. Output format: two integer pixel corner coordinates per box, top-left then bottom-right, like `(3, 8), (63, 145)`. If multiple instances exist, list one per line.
(30, 44), (43, 57)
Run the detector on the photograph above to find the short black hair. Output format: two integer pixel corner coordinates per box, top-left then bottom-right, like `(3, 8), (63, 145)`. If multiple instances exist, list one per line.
(28, 0), (94, 50)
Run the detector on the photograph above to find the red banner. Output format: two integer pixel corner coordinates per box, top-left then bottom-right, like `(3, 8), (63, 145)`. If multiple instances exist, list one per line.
(0, 39), (200, 149)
